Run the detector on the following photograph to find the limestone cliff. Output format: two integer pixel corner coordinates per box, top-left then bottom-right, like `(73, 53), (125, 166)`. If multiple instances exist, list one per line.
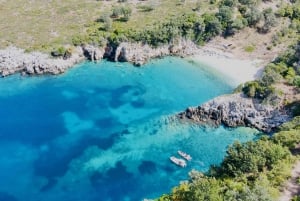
(0, 39), (199, 76)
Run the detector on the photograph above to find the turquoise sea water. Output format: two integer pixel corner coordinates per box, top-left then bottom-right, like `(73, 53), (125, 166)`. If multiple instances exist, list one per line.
(0, 57), (260, 201)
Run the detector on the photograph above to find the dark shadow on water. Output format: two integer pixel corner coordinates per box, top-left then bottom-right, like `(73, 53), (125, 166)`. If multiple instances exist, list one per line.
(40, 178), (58, 192)
(109, 85), (146, 108)
(36, 133), (120, 191)
(90, 161), (136, 201)
(149, 128), (158, 135)
(0, 192), (18, 201)
(96, 118), (116, 128)
(109, 85), (133, 108)
(131, 99), (145, 108)
(138, 160), (157, 175)
(95, 133), (119, 150)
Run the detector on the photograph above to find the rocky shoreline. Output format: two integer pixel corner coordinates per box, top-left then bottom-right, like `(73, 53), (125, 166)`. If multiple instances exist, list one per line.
(1, 41), (292, 133)
(0, 39), (199, 77)
(178, 93), (291, 133)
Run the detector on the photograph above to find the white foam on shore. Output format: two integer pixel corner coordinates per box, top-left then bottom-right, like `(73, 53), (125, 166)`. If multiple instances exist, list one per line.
(190, 49), (264, 87)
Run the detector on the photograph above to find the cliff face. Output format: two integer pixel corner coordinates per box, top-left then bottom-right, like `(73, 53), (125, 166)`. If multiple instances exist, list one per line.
(0, 39), (199, 77)
(114, 39), (198, 66)
(178, 93), (291, 133)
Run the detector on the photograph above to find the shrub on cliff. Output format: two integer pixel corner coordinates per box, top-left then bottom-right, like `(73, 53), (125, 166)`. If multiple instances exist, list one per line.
(243, 6), (262, 27)
(294, 76), (300, 87)
(258, 8), (277, 33)
(51, 46), (66, 57)
(273, 130), (300, 149)
(203, 14), (223, 40)
(122, 13), (209, 46)
(242, 80), (275, 99)
(155, 135), (293, 201)
(217, 140), (291, 178)
(272, 116), (300, 152)
(111, 5), (132, 21)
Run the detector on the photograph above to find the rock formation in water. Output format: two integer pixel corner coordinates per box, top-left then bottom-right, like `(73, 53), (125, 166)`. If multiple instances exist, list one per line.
(178, 93), (291, 133)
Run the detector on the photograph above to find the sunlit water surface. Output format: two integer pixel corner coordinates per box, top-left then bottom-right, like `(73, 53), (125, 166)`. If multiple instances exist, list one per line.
(0, 58), (260, 201)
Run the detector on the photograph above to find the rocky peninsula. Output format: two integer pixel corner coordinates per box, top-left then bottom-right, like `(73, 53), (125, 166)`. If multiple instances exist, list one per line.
(0, 46), (85, 77)
(178, 93), (291, 133)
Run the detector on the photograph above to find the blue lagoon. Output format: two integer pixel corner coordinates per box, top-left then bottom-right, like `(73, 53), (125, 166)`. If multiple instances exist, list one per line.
(0, 57), (259, 201)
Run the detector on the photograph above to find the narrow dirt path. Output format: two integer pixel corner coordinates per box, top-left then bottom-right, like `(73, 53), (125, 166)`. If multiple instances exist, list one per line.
(279, 160), (300, 201)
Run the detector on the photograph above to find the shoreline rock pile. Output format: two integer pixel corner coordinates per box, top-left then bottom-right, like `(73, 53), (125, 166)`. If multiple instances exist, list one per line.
(178, 93), (291, 133)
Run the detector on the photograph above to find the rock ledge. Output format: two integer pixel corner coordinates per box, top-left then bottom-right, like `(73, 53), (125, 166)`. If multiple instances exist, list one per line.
(178, 93), (291, 133)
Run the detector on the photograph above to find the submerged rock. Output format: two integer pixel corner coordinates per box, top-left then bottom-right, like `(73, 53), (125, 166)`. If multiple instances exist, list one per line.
(178, 93), (291, 133)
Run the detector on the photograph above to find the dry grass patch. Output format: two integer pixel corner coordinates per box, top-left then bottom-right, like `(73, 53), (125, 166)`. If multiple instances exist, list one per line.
(0, 0), (103, 50)
(0, 0), (207, 51)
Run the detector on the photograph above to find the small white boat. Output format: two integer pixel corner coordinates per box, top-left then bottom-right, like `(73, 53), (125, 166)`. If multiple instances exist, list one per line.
(170, 156), (187, 167)
(178, 150), (192, 161)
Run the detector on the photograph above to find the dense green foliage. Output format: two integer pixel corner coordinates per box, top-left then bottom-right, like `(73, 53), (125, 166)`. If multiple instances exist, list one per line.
(156, 132), (297, 201)
(262, 41), (300, 87)
(218, 140), (290, 178)
(240, 40), (300, 106)
(155, 115), (300, 201)
(242, 80), (275, 98)
(156, 40), (300, 201)
(72, 0), (287, 47)
(273, 116), (300, 149)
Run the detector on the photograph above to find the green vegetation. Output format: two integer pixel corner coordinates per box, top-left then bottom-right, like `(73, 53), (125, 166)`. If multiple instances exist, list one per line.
(71, 0), (278, 48)
(0, 0), (298, 53)
(244, 45), (255, 52)
(0, 0), (299, 200)
(156, 116), (300, 201)
(292, 196), (300, 201)
(240, 41), (300, 107)
(157, 40), (300, 201)
(0, 0), (105, 51)
(0, 0), (200, 51)
(273, 117), (300, 148)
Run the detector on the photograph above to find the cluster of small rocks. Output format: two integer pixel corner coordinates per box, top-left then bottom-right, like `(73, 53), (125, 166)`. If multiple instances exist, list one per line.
(178, 93), (291, 133)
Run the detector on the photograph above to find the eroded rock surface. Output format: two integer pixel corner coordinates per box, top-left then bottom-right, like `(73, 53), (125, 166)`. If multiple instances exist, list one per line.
(114, 39), (199, 66)
(178, 93), (291, 133)
(0, 46), (85, 77)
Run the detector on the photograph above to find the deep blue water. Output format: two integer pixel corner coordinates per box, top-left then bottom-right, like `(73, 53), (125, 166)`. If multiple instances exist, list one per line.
(0, 57), (260, 201)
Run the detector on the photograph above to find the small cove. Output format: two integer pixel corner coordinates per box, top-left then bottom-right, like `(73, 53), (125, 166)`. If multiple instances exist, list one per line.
(0, 57), (260, 201)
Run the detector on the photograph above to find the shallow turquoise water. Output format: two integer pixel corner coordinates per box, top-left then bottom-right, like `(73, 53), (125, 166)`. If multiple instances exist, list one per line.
(0, 57), (259, 201)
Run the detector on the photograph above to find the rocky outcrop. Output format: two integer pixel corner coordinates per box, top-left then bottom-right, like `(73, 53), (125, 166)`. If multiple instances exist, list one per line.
(114, 39), (199, 66)
(178, 93), (291, 133)
(82, 45), (104, 62)
(0, 46), (85, 77)
(0, 39), (199, 77)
